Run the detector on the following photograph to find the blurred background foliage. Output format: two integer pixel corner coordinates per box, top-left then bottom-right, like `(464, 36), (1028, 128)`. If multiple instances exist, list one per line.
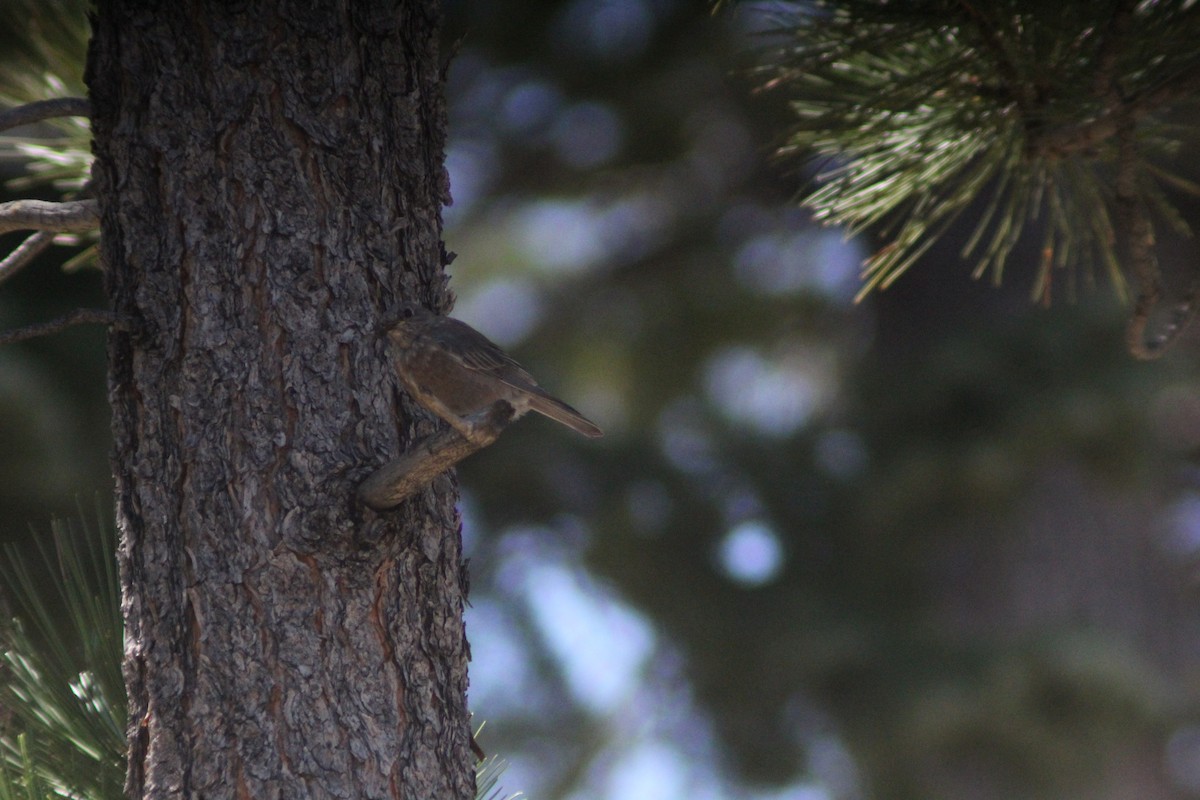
(4, 1), (1200, 799)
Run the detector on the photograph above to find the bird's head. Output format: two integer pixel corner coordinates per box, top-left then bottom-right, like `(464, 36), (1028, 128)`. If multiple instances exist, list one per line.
(381, 301), (437, 345)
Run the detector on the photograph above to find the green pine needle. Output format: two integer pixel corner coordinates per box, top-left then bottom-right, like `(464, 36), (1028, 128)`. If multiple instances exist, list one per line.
(0, 504), (125, 800)
(1, 505), (522, 800)
(476, 753), (525, 800)
(0, 0), (91, 176)
(0, 0), (96, 271)
(753, 0), (1200, 304)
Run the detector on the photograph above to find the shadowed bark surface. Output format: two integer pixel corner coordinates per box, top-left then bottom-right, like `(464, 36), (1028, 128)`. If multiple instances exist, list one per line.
(86, 2), (474, 797)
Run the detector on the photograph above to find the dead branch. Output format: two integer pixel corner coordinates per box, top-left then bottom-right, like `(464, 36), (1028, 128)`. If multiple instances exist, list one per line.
(0, 198), (98, 235)
(0, 231), (55, 286)
(0, 97), (91, 133)
(1030, 62), (1200, 159)
(357, 401), (515, 510)
(0, 308), (130, 346)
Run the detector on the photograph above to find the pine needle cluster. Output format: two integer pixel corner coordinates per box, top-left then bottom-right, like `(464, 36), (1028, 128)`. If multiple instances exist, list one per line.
(0, 511), (520, 800)
(0, 511), (125, 800)
(0, 0), (91, 191)
(750, 0), (1200, 356)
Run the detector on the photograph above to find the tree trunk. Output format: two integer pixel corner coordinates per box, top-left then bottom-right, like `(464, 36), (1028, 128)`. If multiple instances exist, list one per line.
(85, 3), (473, 798)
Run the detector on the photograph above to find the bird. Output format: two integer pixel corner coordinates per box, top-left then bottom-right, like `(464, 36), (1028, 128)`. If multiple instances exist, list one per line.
(385, 302), (603, 440)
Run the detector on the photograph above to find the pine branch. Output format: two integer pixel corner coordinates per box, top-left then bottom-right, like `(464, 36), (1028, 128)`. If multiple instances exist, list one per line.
(750, 0), (1200, 356)
(0, 198), (97, 235)
(358, 401), (516, 510)
(1031, 62), (1200, 159)
(0, 509), (125, 800)
(0, 308), (129, 346)
(0, 97), (89, 133)
(0, 231), (54, 286)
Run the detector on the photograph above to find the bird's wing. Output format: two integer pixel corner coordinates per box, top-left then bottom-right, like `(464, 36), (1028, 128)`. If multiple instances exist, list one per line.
(438, 317), (542, 390)
(434, 316), (602, 437)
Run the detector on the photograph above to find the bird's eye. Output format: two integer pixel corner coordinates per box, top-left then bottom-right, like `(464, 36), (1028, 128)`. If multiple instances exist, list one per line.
(402, 306), (414, 319)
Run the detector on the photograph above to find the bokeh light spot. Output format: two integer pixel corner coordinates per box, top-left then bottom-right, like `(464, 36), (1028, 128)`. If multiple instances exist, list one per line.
(552, 102), (624, 169)
(523, 562), (655, 713)
(501, 79), (564, 136)
(1164, 492), (1200, 560)
(657, 399), (719, 475)
(606, 742), (690, 799)
(556, 0), (656, 61)
(1166, 725), (1200, 792)
(717, 520), (785, 587)
(454, 279), (542, 348)
(443, 139), (498, 225)
(463, 600), (536, 716)
(704, 345), (834, 437)
(516, 199), (609, 273)
(734, 228), (863, 301)
(814, 428), (868, 480)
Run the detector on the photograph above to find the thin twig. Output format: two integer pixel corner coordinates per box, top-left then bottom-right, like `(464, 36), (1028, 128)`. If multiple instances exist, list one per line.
(0, 97), (91, 133)
(0, 308), (129, 346)
(1089, 0), (1136, 100)
(1126, 281), (1199, 359)
(1031, 61), (1200, 159)
(357, 402), (515, 510)
(1028, 1), (1200, 159)
(955, 1), (1035, 117)
(0, 231), (55, 286)
(0, 198), (98, 235)
(1112, 106), (1178, 358)
(1091, 30), (1199, 359)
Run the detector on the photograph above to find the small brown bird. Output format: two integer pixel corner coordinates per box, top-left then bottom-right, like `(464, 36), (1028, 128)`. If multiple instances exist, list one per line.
(386, 302), (603, 440)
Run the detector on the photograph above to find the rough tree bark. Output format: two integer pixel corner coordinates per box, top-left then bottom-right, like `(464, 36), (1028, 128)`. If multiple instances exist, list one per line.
(86, 2), (474, 798)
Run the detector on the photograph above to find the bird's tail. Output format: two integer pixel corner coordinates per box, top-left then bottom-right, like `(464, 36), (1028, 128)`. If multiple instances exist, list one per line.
(527, 393), (603, 438)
